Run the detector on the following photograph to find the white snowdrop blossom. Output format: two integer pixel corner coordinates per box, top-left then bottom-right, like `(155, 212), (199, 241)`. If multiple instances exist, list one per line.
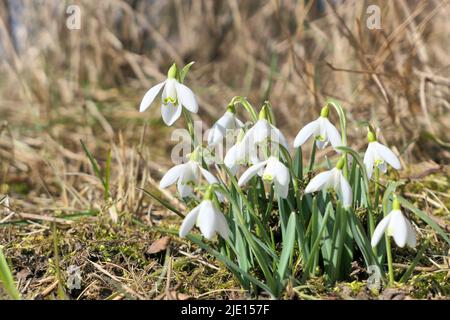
(238, 156), (290, 199)
(304, 158), (352, 208)
(243, 118), (288, 150)
(159, 159), (221, 199)
(139, 64), (198, 126)
(363, 131), (401, 179)
(223, 129), (257, 175)
(207, 108), (244, 147)
(294, 105), (342, 150)
(371, 197), (416, 248)
(179, 199), (229, 240)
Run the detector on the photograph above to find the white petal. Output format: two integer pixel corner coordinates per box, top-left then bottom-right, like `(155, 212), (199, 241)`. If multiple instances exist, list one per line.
(161, 102), (182, 126)
(207, 112), (234, 146)
(214, 206), (230, 240)
(253, 120), (270, 144)
(265, 157), (290, 187)
(304, 170), (334, 193)
(179, 205), (200, 237)
(371, 213), (392, 247)
(293, 120), (319, 148)
(388, 210), (408, 248)
(200, 167), (219, 184)
(270, 124), (289, 149)
(405, 220), (417, 248)
(197, 201), (218, 240)
(207, 126), (223, 147)
(175, 82), (198, 113)
(338, 172), (352, 208)
(275, 180), (289, 199)
(199, 167), (224, 202)
(378, 161), (387, 173)
(324, 119), (342, 149)
(159, 163), (185, 188)
(374, 142), (401, 170)
(224, 144), (240, 169)
(139, 81), (166, 112)
(238, 161), (267, 186)
(364, 143), (375, 179)
(235, 117), (244, 128)
(177, 180), (193, 198)
(180, 161), (200, 184)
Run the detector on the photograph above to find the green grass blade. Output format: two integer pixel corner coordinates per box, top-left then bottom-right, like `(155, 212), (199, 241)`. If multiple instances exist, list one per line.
(0, 247), (21, 300)
(277, 212), (296, 280)
(179, 61), (195, 83)
(138, 187), (185, 218)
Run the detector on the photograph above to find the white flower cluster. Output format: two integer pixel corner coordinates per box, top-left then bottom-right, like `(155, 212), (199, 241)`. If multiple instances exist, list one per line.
(139, 63), (414, 249)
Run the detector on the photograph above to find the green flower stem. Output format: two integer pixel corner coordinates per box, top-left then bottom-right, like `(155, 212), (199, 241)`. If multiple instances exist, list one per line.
(182, 108), (196, 147)
(308, 142), (317, 172)
(230, 96), (258, 122)
(370, 166), (380, 236)
(385, 234), (395, 285)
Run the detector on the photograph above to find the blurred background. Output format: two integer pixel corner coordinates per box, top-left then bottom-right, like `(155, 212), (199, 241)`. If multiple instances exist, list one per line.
(0, 0), (449, 211)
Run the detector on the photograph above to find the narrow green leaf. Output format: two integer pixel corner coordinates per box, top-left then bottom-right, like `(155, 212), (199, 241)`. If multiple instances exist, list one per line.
(0, 247), (21, 300)
(138, 187), (185, 218)
(179, 61), (195, 83)
(278, 213), (296, 279)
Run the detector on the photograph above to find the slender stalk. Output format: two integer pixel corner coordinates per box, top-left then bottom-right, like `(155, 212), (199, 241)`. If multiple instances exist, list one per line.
(385, 234), (395, 285)
(308, 142), (317, 172)
(368, 166), (379, 237)
(182, 108), (196, 147)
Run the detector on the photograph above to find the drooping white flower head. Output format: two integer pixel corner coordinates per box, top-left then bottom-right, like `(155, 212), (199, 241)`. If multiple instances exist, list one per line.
(371, 197), (416, 248)
(235, 106), (288, 165)
(139, 64), (198, 126)
(238, 156), (290, 198)
(179, 188), (229, 240)
(304, 157), (352, 208)
(363, 130), (401, 179)
(207, 106), (244, 148)
(293, 105), (342, 150)
(159, 149), (222, 199)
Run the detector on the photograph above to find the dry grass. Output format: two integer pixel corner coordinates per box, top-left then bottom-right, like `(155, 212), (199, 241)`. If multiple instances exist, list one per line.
(0, 0), (449, 299)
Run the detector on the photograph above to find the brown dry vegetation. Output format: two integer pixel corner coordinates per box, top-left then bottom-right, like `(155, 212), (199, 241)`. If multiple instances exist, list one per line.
(0, 0), (449, 299)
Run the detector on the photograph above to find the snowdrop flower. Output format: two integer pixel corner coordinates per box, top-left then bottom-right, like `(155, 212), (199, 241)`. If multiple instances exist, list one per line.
(243, 119), (288, 150)
(371, 196), (416, 248)
(364, 130), (401, 179)
(293, 105), (342, 150)
(139, 63), (198, 126)
(238, 156), (290, 198)
(179, 188), (229, 240)
(237, 106), (288, 164)
(159, 149), (221, 199)
(223, 129), (257, 175)
(304, 157), (352, 208)
(207, 105), (244, 147)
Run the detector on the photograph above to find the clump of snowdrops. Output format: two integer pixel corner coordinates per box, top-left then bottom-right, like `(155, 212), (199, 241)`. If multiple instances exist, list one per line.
(139, 63), (450, 298)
